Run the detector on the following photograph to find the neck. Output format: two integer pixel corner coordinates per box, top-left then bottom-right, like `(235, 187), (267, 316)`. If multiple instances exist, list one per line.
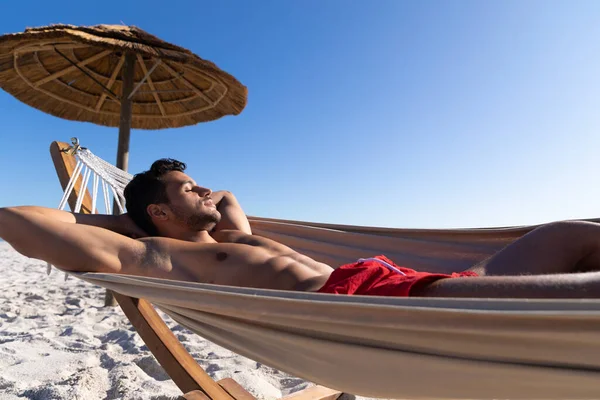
(157, 226), (216, 243)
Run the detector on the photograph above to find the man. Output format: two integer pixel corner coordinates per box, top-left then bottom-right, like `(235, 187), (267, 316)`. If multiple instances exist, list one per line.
(1, 158), (600, 298)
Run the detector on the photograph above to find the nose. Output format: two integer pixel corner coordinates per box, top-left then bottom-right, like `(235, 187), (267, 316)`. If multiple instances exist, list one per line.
(194, 186), (212, 197)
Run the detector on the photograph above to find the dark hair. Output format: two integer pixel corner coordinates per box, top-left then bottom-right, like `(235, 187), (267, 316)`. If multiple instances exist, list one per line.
(124, 158), (187, 236)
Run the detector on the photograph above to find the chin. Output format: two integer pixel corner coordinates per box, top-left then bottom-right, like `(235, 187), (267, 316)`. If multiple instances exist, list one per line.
(205, 212), (221, 230)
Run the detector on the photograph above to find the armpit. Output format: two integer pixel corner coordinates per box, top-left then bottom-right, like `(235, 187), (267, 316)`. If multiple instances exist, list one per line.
(138, 239), (172, 274)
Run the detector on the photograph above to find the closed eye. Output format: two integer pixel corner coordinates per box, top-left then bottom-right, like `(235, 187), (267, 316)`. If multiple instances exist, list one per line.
(180, 181), (196, 192)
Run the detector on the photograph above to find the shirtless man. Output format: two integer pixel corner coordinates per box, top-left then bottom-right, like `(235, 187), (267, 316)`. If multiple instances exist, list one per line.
(2, 158), (600, 298)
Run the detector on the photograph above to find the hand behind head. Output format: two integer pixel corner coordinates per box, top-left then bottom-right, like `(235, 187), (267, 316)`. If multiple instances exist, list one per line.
(119, 213), (149, 239)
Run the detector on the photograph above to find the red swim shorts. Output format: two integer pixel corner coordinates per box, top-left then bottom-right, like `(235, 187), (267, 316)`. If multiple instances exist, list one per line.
(317, 255), (478, 297)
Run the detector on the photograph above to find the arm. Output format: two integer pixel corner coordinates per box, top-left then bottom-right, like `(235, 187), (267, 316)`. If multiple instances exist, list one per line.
(0, 206), (271, 286)
(0, 206), (146, 274)
(210, 191), (252, 235)
(6, 206), (147, 238)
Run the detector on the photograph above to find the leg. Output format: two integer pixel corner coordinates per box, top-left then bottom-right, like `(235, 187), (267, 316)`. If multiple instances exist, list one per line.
(414, 271), (600, 298)
(412, 221), (600, 299)
(468, 221), (600, 276)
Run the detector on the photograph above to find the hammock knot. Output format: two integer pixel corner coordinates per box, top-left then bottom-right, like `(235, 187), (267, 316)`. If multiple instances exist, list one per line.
(61, 137), (87, 156)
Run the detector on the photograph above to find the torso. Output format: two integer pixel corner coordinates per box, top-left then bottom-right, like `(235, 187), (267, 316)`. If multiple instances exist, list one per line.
(138, 230), (334, 292)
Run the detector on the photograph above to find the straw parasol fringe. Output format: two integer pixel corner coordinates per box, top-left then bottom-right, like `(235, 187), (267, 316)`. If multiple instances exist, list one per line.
(0, 24), (247, 130)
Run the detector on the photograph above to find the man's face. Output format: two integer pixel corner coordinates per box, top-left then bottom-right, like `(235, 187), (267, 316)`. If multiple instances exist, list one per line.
(161, 171), (221, 231)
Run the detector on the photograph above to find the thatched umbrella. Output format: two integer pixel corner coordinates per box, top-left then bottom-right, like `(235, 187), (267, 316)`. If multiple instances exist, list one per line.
(0, 24), (247, 305)
(0, 24), (247, 171)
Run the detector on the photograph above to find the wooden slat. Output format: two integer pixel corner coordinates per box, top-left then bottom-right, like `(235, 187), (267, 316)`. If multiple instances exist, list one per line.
(136, 54), (166, 116)
(34, 49), (112, 87)
(184, 390), (212, 400)
(161, 61), (215, 105)
(49, 141), (93, 214)
(280, 386), (343, 400)
(218, 378), (256, 400)
(96, 54), (125, 111)
(14, 43), (90, 53)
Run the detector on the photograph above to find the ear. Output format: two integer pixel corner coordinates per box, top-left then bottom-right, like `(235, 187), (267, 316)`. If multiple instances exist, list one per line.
(147, 204), (168, 221)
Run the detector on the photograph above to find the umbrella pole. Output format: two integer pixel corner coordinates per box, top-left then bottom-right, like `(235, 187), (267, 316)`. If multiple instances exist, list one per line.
(116, 51), (136, 173)
(105, 51), (136, 307)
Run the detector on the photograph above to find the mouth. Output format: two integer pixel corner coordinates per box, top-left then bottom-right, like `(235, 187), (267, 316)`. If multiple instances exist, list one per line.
(203, 199), (216, 208)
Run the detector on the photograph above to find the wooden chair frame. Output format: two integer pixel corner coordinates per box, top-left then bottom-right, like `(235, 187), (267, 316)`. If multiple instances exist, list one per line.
(50, 141), (344, 400)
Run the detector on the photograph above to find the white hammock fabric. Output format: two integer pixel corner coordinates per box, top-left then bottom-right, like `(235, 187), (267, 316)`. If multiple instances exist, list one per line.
(55, 143), (600, 399)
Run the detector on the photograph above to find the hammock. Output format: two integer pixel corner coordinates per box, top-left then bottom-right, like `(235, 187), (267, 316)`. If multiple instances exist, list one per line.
(53, 139), (600, 399)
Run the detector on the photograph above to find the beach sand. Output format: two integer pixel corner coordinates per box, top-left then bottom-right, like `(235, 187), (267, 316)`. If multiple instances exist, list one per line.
(0, 242), (384, 400)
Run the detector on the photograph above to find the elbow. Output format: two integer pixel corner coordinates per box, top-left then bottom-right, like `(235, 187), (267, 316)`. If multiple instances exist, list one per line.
(0, 206), (17, 217)
(0, 208), (33, 259)
(0, 207), (15, 236)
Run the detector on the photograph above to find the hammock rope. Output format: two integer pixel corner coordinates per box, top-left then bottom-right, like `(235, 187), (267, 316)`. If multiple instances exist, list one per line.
(56, 143), (131, 215)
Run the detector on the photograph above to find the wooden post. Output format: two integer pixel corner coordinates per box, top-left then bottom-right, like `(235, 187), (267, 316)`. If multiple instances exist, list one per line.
(105, 51), (136, 307)
(116, 51), (136, 173)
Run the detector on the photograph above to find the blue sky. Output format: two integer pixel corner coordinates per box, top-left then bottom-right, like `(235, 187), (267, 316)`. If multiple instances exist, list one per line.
(1, 1), (600, 229)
